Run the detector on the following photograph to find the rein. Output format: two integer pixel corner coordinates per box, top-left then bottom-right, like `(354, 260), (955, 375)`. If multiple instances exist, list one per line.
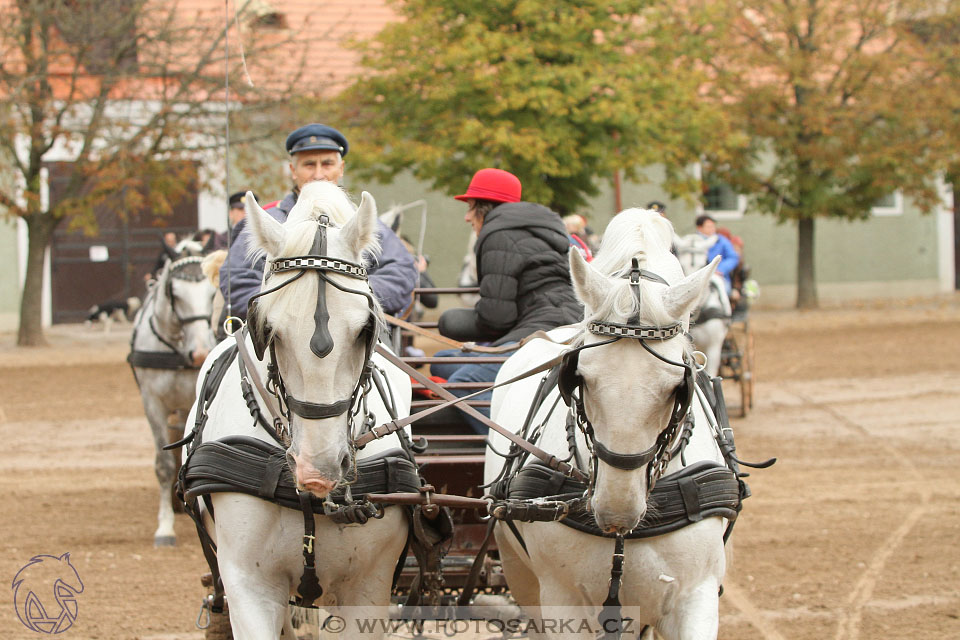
(382, 313), (555, 354)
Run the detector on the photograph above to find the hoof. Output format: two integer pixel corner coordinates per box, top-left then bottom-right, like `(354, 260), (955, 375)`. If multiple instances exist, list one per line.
(154, 535), (177, 547)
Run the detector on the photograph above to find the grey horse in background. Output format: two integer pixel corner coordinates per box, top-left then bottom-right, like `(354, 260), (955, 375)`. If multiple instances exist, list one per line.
(128, 238), (216, 546)
(674, 233), (732, 377)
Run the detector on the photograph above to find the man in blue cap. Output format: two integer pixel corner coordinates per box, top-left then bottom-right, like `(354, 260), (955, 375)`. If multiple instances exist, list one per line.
(218, 123), (418, 324)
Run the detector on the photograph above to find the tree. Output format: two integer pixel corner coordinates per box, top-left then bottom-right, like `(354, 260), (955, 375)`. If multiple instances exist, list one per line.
(0, 0), (313, 345)
(697, 0), (960, 307)
(335, 0), (730, 215)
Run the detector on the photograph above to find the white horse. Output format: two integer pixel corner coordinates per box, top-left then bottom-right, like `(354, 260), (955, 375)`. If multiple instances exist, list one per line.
(129, 239), (216, 546)
(182, 181), (413, 639)
(485, 208), (734, 639)
(673, 234), (731, 377)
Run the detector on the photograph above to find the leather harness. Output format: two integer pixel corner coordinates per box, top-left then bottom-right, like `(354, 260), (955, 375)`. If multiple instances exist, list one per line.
(128, 256), (211, 374)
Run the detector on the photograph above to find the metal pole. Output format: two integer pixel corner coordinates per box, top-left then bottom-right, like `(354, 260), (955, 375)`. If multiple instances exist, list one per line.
(223, 0), (232, 319)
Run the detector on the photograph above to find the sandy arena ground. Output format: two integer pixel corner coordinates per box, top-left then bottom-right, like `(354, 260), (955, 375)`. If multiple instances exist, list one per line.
(1, 296), (959, 639)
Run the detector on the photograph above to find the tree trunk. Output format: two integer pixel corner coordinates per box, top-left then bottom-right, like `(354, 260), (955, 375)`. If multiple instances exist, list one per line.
(17, 215), (58, 346)
(796, 216), (818, 308)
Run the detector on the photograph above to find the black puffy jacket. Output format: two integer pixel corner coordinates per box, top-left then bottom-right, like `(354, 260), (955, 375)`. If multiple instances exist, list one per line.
(451, 201), (583, 346)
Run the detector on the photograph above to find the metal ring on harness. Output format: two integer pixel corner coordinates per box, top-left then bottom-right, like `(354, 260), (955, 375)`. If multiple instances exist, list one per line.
(691, 350), (707, 371)
(223, 315), (244, 337)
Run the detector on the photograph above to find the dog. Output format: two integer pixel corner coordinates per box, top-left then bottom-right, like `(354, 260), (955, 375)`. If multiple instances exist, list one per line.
(85, 296), (142, 333)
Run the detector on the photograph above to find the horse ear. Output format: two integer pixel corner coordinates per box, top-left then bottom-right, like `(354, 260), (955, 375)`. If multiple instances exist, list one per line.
(663, 256), (720, 320)
(569, 248), (608, 312)
(245, 191), (285, 256)
(341, 191), (379, 258)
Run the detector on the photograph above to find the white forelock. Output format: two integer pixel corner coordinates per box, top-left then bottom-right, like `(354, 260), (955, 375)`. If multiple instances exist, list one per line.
(578, 208), (687, 331)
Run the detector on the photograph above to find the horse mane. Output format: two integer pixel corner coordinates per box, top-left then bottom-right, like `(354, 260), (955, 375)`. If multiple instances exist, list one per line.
(579, 208), (686, 334)
(248, 182), (382, 263)
(173, 239), (205, 257)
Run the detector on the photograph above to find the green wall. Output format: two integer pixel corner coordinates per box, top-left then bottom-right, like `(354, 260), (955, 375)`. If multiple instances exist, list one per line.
(352, 170), (945, 302)
(0, 218), (20, 331)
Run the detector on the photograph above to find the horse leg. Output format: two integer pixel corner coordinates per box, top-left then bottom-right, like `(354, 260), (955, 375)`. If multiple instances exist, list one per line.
(213, 495), (293, 639)
(655, 580), (720, 640)
(494, 525), (541, 610)
(142, 392), (177, 546)
(317, 510), (408, 640)
(536, 580), (593, 640)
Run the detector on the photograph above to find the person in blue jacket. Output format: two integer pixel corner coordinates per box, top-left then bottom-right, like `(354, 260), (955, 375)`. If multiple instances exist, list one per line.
(695, 214), (740, 293)
(218, 124), (418, 324)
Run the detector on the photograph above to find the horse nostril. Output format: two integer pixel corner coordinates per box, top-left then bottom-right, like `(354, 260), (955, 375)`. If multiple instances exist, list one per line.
(339, 452), (352, 477)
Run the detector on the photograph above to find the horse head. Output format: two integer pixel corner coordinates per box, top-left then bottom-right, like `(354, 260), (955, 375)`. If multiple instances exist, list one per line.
(674, 232), (718, 276)
(154, 240), (216, 367)
(245, 180), (380, 498)
(568, 208), (719, 534)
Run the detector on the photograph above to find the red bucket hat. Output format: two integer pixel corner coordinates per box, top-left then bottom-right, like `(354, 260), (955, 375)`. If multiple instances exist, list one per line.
(454, 168), (522, 203)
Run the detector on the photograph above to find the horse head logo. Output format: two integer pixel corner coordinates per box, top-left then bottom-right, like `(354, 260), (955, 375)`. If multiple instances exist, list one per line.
(11, 553), (84, 634)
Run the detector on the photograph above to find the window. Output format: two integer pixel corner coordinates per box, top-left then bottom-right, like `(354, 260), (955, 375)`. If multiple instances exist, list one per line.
(871, 191), (903, 216)
(700, 170), (746, 220)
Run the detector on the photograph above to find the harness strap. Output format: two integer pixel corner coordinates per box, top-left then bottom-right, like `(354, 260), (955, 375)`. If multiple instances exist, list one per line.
(234, 327), (288, 438)
(295, 491), (323, 607)
(165, 346), (239, 451)
(309, 219), (335, 358)
(591, 438), (657, 471)
(127, 350), (196, 370)
(457, 519), (497, 606)
(598, 535), (626, 639)
(383, 314), (574, 354)
(362, 344), (590, 483)
(286, 396), (352, 420)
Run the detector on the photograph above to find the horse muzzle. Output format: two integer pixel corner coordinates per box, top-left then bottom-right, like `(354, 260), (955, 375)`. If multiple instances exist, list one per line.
(288, 452), (345, 498)
(591, 486), (646, 536)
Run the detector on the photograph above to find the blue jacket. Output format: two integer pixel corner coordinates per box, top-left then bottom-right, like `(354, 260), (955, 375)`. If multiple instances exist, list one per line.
(219, 191), (418, 319)
(702, 232), (740, 285)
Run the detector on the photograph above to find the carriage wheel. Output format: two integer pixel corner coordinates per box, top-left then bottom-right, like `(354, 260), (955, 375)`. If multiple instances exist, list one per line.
(739, 323), (755, 416)
(744, 325), (756, 409)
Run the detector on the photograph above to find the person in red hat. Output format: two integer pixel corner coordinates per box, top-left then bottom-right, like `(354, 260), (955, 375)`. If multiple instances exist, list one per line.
(431, 168), (583, 433)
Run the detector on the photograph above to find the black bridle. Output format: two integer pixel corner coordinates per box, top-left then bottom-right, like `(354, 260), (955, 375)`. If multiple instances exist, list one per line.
(559, 258), (697, 493)
(148, 256), (213, 361)
(244, 215), (380, 437)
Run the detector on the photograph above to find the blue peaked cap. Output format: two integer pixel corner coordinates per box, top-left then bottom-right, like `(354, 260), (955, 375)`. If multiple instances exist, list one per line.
(285, 124), (349, 157)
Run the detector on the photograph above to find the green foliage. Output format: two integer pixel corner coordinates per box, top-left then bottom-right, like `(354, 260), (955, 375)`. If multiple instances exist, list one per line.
(700, 0), (959, 223)
(336, 0), (727, 214)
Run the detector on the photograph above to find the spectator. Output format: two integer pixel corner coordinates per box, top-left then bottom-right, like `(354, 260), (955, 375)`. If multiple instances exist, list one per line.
(146, 231), (178, 282)
(563, 214), (594, 262)
(217, 123), (418, 321)
(431, 168), (582, 433)
(695, 214), (740, 293)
